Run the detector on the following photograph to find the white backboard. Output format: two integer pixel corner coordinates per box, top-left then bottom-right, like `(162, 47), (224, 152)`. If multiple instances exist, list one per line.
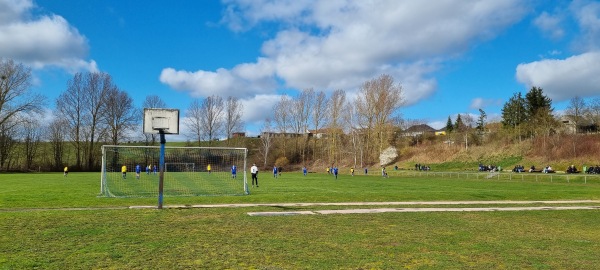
(143, 108), (180, 134)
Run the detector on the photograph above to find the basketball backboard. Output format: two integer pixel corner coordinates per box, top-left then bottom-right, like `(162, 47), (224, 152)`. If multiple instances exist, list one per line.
(143, 108), (180, 134)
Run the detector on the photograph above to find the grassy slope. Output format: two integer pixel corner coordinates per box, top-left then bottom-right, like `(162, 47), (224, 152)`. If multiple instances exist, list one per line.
(1, 172), (600, 269)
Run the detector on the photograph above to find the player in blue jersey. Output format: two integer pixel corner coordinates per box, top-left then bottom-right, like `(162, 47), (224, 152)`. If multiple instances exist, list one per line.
(231, 165), (237, 178)
(135, 164), (141, 179)
(273, 166), (278, 178)
(302, 166), (307, 176)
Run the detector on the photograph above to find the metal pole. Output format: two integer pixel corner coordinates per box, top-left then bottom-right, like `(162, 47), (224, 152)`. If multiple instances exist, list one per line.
(158, 131), (166, 209)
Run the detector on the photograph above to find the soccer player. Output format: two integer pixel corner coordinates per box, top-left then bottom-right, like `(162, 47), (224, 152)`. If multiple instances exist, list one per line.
(333, 166), (338, 179)
(121, 165), (127, 179)
(251, 163), (259, 187)
(135, 164), (141, 179)
(207, 164), (211, 174)
(350, 167), (354, 176)
(231, 165), (237, 178)
(153, 165), (157, 175)
(303, 166), (307, 176)
(273, 166), (278, 178)
(146, 164), (151, 175)
(63, 166), (68, 177)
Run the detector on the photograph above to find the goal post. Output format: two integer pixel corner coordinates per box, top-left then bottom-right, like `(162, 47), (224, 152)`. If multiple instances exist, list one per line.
(100, 145), (248, 198)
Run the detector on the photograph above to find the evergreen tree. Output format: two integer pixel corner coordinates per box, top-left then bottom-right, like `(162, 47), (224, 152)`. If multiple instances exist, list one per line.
(454, 114), (465, 132)
(445, 116), (454, 132)
(525, 86), (553, 120)
(476, 108), (487, 133)
(501, 92), (526, 128)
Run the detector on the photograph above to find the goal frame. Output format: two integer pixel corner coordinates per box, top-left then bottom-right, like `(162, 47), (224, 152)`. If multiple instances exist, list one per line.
(100, 145), (248, 198)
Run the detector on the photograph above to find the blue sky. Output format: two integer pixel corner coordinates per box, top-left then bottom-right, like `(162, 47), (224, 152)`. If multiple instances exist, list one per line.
(2, 0), (600, 138)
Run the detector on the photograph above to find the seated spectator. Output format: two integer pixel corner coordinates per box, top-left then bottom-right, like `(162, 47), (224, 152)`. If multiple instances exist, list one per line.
(529, 165), (536, 173)
(567, 165), (578, 174)
(587, 166), (594, 174)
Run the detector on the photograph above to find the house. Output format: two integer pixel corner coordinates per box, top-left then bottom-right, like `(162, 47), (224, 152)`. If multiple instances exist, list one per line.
(402, 124), (436, 137)
(307, 128), (345, 139)
(560, 116), (598, 134)
(232, 132), (246, 138)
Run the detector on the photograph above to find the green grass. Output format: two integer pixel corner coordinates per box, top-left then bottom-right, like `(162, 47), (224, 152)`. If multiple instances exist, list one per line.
(1, 172), (600, 269)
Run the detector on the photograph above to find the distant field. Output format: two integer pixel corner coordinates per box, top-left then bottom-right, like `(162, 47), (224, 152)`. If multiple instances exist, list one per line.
(1, 171), (600, 269)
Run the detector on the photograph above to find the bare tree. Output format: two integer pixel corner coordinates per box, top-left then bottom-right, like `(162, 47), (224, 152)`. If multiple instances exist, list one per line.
(57, 73), (85, 169)
(289, 89), (314, 162)
(355, 74), (403, 163)
(328, 89), (346, 163)
(0, 59), (45, 128)
(565, 96), (587, 133)
(20, 115), (43, 170)
(273, 95), (291, 133)
(184, 99), (203, 145)
(588, 97), (600, 129)
(224, 96), (244, 141)
(142, 95), (166, 145)
(273, 95), (291, 156)
(0, 59), (44, 170)
(200, 95), (224, 144)
(104, 87), (138, 145)
(258, 118), (274, 167)
(311, 90), (328, 161)
(57, 72), (113, 170)
(0, 119), (18, 170)
(47, 117), (67, 170)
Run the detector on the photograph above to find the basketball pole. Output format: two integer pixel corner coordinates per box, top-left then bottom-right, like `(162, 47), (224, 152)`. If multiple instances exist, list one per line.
(158, 129), (166, 209)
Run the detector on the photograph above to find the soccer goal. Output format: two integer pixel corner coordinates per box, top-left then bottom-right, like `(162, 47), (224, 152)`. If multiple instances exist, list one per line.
(100, 145), (248, 198)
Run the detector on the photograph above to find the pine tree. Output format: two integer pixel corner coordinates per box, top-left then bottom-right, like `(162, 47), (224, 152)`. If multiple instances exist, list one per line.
(445, 116), (454, 133)
(501, 92), (526, 128)
(454, 114), (465, 132)
(476, 108), (487, 133)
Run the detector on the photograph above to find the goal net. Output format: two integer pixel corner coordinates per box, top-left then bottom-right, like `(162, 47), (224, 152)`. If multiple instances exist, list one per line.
(100, 145), (248, 198)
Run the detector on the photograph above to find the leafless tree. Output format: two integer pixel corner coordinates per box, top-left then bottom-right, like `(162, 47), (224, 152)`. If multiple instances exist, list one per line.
(224, 96), (244, 141)
(273, 95), (291, 156)
(0, 59), (45, 128)
(273, 95), (291, 133)
(0, 119), (18, 170)
(588, 97), (600, 128)
(200, 95), (224, 144)
(0, 59), (44, 170)
(57, 72), (113, 170)
(142, 95), (166, 145)
(289, 89), (314, 162)
(355, 74), (403, 162)
(184, 99), (203, 145)
(104, 87), (138, 145)
(565, 96), (587, 133)
(258, 118), (274, 167)
(328, 89), (346, 163)
(20, 115), (43, 170)
(47, 117), (67, 170)
(311, 90), (328, 160)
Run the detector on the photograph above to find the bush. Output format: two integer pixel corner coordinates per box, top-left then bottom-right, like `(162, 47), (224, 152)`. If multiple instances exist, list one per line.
(275, 156), (290, 168)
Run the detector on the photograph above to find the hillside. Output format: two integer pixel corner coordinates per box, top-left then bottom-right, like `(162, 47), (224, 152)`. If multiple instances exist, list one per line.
(393, 133), (600, 173)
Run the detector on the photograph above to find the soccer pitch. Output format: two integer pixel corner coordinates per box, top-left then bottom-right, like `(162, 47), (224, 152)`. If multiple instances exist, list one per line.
(2, 171), (600, 269)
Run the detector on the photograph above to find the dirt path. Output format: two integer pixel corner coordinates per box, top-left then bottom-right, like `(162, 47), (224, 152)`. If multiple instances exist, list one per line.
(3, 200), (600, 214)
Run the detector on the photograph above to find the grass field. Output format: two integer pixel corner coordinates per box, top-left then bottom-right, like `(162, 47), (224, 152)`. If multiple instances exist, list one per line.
(2, 171), (600, 269)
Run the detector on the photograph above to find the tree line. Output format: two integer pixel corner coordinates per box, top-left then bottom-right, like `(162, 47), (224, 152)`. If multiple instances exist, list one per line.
(0, 59), (245, 171)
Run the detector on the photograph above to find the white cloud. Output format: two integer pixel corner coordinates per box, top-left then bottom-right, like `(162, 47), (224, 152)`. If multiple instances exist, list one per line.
(570, 0), (600, 51)
(163, 0), (528, 106)
(516, 51), (600, 101)
(0, 0), (96, 72)
(159, 57), (276, 99)
(469, 97), (503, 110)
(533, 12), (565, 40)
